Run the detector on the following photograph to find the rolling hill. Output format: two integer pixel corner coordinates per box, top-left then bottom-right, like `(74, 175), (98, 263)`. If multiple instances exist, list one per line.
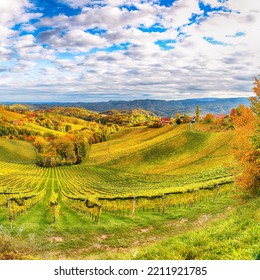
(0, 138), (36, 164)
(0, 111), (258, 261)
(88, 124), (234, 175)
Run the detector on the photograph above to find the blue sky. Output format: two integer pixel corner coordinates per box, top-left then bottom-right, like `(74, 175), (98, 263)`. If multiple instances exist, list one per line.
(0, 0), (259, 102)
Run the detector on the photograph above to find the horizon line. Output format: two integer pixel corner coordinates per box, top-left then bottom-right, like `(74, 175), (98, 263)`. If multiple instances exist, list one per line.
(0, 96), (251, 104)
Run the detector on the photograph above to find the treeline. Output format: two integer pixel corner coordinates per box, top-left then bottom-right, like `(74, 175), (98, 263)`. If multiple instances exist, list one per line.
(35, 134), (88, 167)
(35, 124), (119, 167)
(21, 109), (85, 132)
(0, 110), (119, 167)
(0, 123), (41, 140)
(170, 110), (233, 129)
(4, 105), (158, 127)
(51, 107), (157, 126)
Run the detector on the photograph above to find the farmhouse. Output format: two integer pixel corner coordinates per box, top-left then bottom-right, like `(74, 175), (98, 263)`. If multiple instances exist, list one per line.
(161, 117), (172, 126)
(190, 116), (196, 123)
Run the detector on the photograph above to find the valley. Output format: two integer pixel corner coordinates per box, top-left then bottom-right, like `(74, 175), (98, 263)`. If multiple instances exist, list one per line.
(0, 121), (259, 260)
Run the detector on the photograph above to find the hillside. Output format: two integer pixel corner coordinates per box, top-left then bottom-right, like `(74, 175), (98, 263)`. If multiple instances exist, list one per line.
(50, 107), (158, 126)
(0, 106), (65, 136)
(80, 98), (250, 116)
(0, 138), (36, 164)
(0, 105), (122, 165)
(23, 97), (250, 117)
(89, 124), (234, 175)
(0, 111), (258, 261)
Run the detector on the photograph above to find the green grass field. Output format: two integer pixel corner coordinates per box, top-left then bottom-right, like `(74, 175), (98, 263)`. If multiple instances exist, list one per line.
(0, 125), (259, 260)
(88, 124), (234, 174)
(0, 138), (36, 164)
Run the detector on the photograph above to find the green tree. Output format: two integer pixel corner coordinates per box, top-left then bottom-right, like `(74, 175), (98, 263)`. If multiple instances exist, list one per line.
(196, 106), (200, 122)
(65, 124), (72, 132)
(250, 78), (260, 189)
(176, 113), (181, 125)
(251, 77), (260, 118)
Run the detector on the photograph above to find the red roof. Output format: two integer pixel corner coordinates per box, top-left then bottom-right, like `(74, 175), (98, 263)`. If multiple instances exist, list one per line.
(214, 114), (228, 119)
(161, 118), (171, 122)
(161, 118), (171, 125)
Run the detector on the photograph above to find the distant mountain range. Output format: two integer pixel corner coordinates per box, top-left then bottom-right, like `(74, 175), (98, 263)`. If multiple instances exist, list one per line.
(34, 98), (251, 117)
(83, 98), (251, 116)
(4, 97), (250, 117)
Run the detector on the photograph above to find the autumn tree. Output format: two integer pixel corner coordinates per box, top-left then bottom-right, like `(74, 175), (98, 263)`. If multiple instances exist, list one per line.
(183, 114), (191, 123)
(204, 113), (215, 123)
(232, 78), (260, 191)
(249, 78), (260, 189)
(33, 136), (49, 153)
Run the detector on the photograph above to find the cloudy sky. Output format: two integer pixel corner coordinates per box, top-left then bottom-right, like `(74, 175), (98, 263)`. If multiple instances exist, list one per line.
(0, 0), (259, 102)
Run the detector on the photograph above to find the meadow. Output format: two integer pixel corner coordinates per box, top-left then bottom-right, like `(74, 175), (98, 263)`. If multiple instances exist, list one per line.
(0, 124), (259, 260)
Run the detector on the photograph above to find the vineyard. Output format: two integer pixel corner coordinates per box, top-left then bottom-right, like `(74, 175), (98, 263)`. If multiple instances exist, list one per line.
(0, 124), (259, 260)
(0, 161), (234, 222)
(0, 125), (235, 223)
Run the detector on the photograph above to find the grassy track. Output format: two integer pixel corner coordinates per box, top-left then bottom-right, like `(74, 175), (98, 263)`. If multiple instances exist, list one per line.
(131, 195), (260, 260)
(1, 188), (258, 260)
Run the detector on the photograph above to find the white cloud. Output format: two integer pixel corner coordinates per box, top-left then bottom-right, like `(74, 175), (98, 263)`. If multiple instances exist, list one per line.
(58, 0), (103, 8)
(15, 34), (36, 49)
(0, 0), (32, 25)
(200, 0), (225, 8)
(0, 0), (259, 101)
(20, 23), (37, 33)
(0, 26), (17, 46)
(227, 0), (260, 13)
(52, 29), (107, 51)
(161, 0), (201, 28)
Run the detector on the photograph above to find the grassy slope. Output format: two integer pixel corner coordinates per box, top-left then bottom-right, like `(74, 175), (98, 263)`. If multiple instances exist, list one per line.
(0, 108), (25, 121)
(88, 124), (234, 175)
(0, 138), (36, 164)
(0, 124), (259, 260)
(1, 187), (259, 260)
(24, 123), (65, 136)
(131, 195), (260, 260)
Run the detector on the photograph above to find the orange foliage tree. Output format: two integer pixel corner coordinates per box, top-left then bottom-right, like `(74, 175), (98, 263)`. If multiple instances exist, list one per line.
(204, 113), (215, 123)
(232, 78), (260, 191)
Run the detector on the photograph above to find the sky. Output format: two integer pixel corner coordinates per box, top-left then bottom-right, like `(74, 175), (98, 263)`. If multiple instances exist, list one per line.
(0, 0), (259, 102)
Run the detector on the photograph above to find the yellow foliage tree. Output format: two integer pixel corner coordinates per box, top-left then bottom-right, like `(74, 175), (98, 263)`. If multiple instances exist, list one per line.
(233, 78), (260, 191)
